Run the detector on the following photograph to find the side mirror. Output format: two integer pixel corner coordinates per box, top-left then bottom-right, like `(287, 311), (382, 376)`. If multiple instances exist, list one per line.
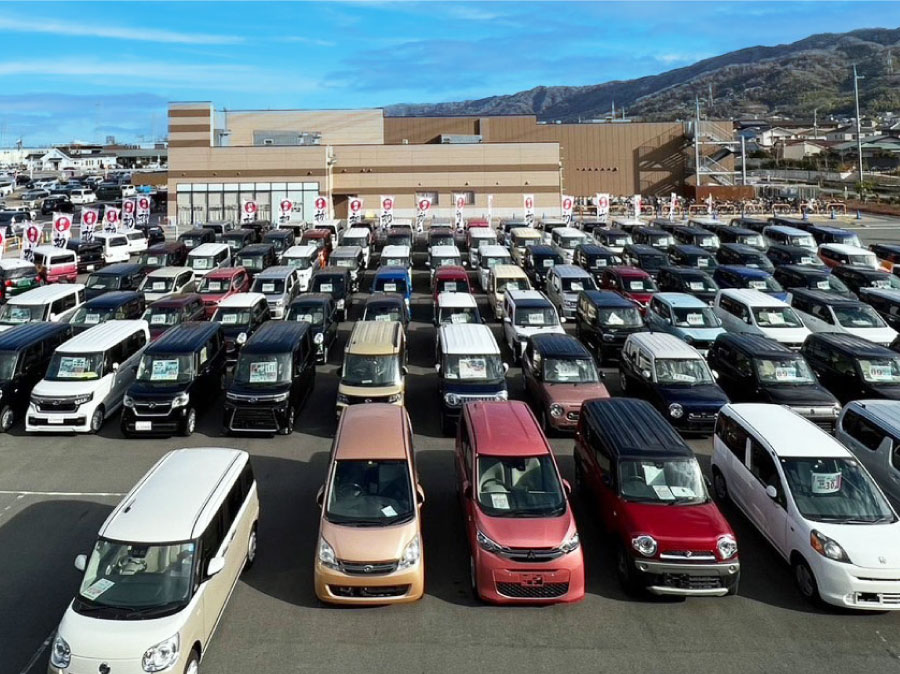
(207, 556), (226, 577)
(598, 371), (606, 380)
(502, 363), (510, 374)
(641, 369), (651, 380)
(434, 363), (441, 374)
(316, 485), (325, 508)
(559, 316), (567, 324)
(765, 484), (778, 500)
(416, 484), (425, 506)
(503, 316), (511, 324)
(74, 553), (87, 572)
(663, 317), (671, 324)
(712, 369), (719, 380)
(562, 479), (572, 496)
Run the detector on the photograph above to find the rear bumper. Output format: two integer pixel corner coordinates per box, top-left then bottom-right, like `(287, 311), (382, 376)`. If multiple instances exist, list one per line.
(632, 558), (740, 596)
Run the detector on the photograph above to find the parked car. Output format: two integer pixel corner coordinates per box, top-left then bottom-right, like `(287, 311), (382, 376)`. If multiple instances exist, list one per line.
(65, 238), (105, 273)
(645, 292), (725, 356)
(818, 243), (879, 270)
(831, 265), (900, 298)
(836, 400), (900, 507)
(475, 244), (512, 292)
(0, 283), (85, 330)
(222, 228), (258, 253)
(713, 266), (788, 301)
(772, 265), (853, 298)
(467, 228), (499, 267)
(212, 292), (271, 363)
(667, 244), (718, 271)
(176, 226), (216, 251)
(250, 266), (299, 319)
(802, 332), (900, 404)
(40, 195), (73, 215)
(713, 288), (810, 349)
(340, 227), (373, 267)
(599, 266), (657, 313)
(91, 232), (131, 265)
(716, 243), (774, 273)
(655, 266), (719, 305)
(262, 228), (296, 261)
(196, 266), (250, 317)
(370, 266), (409, 313)
(545, 264), (597, 321)
(631, 226), (675, 251)
(434, 291), (482, 327)
(576, 398), (740, 596)
(121, 321), (225, 437)
(0, 259), (43, 303)
(671, 225), (720, 252)
(142, 293), (206, 340)
(714, 226), (767, 250)
(708, 333), (841, 431)
(282, 243), (320, 291)
(84, 262), (146, 301)
(766, 243), (826, 269)
(764, 225), (816, 251)
(362, 294), (410, 332)
(525, 244), (563, 290)
(337, 320), (407, 414)
(808, 225), (861, 248)
(286, 293), (338, 363)
(312, 266), (353, 320)
(789, 289), (897, 346)
(68, 291), (145, 334)
(550, 226), (589, 264)
(501, 289), (565, 361)
(187, 242), (231, 278)
(32, 246), (78, 284)
(432, 265), (471, 298)
(860, 288), (900, 331)
(138, 241), (189, 270)
(300, 228), (333, 267)
(593, 228), (631, 255)
(330, 245), (365, 290)
(573, 244), (623, 285)
(139, 266), (195, 303)
(575, 289), (646, 364)
(712, 403), (900, 610)
(509, 227), (542, 266)
(869, 243), (900, 273)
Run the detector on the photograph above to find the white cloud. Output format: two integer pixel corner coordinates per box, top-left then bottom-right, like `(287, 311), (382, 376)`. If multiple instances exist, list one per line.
(274, 36), (337, 47)
(656, 52), (713, 65)
(0, 15), (244, 45)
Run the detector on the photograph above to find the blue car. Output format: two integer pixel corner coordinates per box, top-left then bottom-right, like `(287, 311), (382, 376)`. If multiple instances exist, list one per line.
(645, 292), (725, 356)
(713, 265), (788, 302)
(371, 266), (411, 307)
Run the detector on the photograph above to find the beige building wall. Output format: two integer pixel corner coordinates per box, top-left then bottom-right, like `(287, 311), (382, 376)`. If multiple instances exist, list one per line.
(224, 109), (384, 146)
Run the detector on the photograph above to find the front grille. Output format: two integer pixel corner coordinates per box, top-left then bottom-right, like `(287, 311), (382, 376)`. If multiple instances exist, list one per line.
(28, 416), (85, 426)
(855, 592), (900, 606)
(31, 396), (78, 413)
(133, 400), (173, 416)
(329, 584), (409, 598)
(230, 407), (277, 431)
(498, 547), (564, 563)
(338, 560), (398, 575)
(660, 574), (723, 590)
(496, 581), (569, 599)
(345, 395), (391, 405)
(660, 550), (717, 562)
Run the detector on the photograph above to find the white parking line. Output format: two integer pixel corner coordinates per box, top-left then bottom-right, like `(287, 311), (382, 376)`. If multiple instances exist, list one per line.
(19, 630), (54, 674)
(0, 490), (125, 497)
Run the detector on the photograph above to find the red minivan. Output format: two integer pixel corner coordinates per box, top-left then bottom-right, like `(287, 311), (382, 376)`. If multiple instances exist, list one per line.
(432, 265), (471, 302)
(455, 401), (585, 604)
(574, 398), (740, 597)
(600, 266), (657, 314)
(196, 266), (251, 317)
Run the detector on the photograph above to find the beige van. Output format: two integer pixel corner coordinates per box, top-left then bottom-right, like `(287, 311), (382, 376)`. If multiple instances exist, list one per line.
(510, 227), (542, 266)
(315, 403), (424, 604)
(488, 264), (532, 319)
(49, 448), (259, 674)
(336, 320), (406, 415)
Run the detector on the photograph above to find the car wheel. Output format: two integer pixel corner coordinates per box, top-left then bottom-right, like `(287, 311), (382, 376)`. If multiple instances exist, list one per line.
(181, 408), (196, 437)
(183, 649), (200, 674)
(616, 542), (641, 596)
(793, 556), (821, 606)
(0, 405), (14, 432)
(89, 407), (105, 434)
(712, 468), (729, 503)
(280, 406), (295, 435)
(244, 523), (258, 571)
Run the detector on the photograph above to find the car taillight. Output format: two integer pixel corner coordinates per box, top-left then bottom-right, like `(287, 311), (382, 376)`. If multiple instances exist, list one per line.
(4, 280), (12, 287)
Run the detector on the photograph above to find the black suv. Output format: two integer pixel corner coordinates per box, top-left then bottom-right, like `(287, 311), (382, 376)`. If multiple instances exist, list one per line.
(84, 263), (147, 301)
(831, 265), (900, 298)
(286, 293), (338, 363)
(772, 265), (853, 298)
(655, 266), (720, 305)
(716, 243), (774, 273)
(802, 332), (900, 404)
(66, 238), (105, 273)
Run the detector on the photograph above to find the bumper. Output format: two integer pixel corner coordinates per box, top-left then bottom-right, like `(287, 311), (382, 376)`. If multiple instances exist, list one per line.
(336, 394), (404, 417)
(314, 560), (424, 605)
(632, 558), (740, 596)
(121, 407), (190, 435)
(49, 650), (191, 674)
(474, 548), (585, 604)
(669, 411), (718, 434)
(547, 407), (581, 431)
(26, 407), (92, 433)
(814, 558), (900, 610)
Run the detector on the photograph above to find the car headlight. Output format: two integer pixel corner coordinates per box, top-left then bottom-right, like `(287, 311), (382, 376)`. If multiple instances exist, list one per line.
(336, 392), (349, 404)
(123, 394), (134, 408)
(314, 332), (324, 344)
(142, 633), (179, 672)
(318, 536), (339, 569)
(717, 534), (738, 560)
(171, 393), (190, 408)
(550, 403), (564, 418)
(632, 534), (657, 557)
(50, 634), (71, 669)
(270, 391), (290, 402)
(236, 332), (248, 345)
(387, 393), (402, 403)
(811, 529), (851, 563)
(398, 535), (421, 569)
(71, 392), (94, 407)
(560, 532), (580, 554)
(668, 403), (684, 419)
(444, 392), (461, 407)
(476, 530), (503, 553)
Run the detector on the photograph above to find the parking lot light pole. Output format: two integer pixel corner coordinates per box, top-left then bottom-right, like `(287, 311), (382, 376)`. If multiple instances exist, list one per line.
(853, 65), (865, 187)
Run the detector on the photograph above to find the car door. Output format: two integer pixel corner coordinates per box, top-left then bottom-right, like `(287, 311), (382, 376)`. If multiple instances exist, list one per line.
(522, 344), (541, 404)
(717, 415), (751, 511)
(746, 437), (790, 556)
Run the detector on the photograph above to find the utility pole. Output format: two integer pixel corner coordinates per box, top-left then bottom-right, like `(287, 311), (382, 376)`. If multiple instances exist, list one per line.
(813, 108), (818, 139)
(694, 97), (702, 188)
(853, 65), (865, 187)
(708, 82), (713, 108)
(741, 134), (747, 185)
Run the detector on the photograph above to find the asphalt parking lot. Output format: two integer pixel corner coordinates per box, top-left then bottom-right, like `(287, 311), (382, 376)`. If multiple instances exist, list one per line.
(3, 217), (900, 674)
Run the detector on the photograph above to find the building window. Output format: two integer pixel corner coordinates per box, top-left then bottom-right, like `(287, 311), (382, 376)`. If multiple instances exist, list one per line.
(417, 191), (439, 205)
(458, 191), (475, 205)
(175, 181), (320, 226)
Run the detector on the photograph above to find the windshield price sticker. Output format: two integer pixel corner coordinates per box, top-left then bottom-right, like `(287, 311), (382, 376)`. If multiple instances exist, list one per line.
(874, 280), (890, 289)
(629, 281), (644, 291)
(689, 281), (705, 291)
(869, 364), (893, 380)
(207, 281), (224, 292)
(672, 373), (697, 382)
(150, 314), (167, 325)
(811, 472), (842, 494)
(375, 314), (392, 322)
(146, 257), (159, 265)
(194, 259), (210, 269)
(702, 238), (714, 246)
(749, 280), (767, 290)
(459, 357), (487, 379)
(490, 493), (510, 509)
(686, 313), (704, 326)
(320, 283), (333, 293)
(697, 258), (708, 267)
(443, 282), (457, 292)
(222, 314), (238, 324)
(249, 361), (278, 383)
(570, 282), (584, 291)
(528, 313), (545, 325)
(652, 485), (676, 500)
(82, 578), (115, 600)
(670, 486), (696, 498)
(59, 357), (89, 377)
(261, 283), (275, 293)
(816, 281), (830, 290)
(151, 359), (180, 381)
(381, 505), (397, 517)
(384, 283), (397, 292)
(801, 257), (814, 265)
(593, 259), (607, 268)
(84, 314), (100, 325)
(296, 314), (313, 323)
(775, 366), (797, 380)
(556, 360), (580, 378)
(542, 259), (555, 268)
(606, 312), (624, 325)
(762, 311), (785, 325)
(152, 282), (166, 291)
(450, 312), (468, 324)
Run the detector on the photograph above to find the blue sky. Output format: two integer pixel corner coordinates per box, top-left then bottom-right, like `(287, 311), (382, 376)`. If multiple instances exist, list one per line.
(0, 1), (896, 146)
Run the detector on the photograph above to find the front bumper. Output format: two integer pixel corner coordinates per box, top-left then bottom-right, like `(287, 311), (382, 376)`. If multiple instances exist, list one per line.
(668, 409), (719, 434)
(314, 559), (424, 605)
(49, 649), (192, 674)
(545, 405), (582, 431)
(474, 547), (585, 604)
(26, 403), (93, 433)
(121, 406), (190, 436)
(336, 392), (404, 416)
(632, 558), (740, 596)
(813, 557), (900, 610)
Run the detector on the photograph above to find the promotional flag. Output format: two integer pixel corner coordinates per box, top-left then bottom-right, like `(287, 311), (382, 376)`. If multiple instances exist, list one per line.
(705, 193), (714, 213)
(136, 195), (151, 227)
(52, 213), (73, 248)
(380, 196), (394, 230)
(595, 193), (610, 220)
(22, 222), (41, 261)
(668, 192), (678, 219)
(452, 193), (466, 231)
(313, 196), (328, 224)
(103, 206), (121, 233)
(241, 200), (258, 224)
(348, 197), (363, 225)
(415, 195), (432, 232)
(561, 195), (574, 226)
(277, 198), (293, 228)
(487, 194), (494, 225)
(523, 194), (535, 227)
(121, 197), (137, 229)
(81, 207), (99, 242)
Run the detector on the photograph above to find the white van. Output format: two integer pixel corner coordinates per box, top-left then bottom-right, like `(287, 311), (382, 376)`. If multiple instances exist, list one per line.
(477, 244), (513, 291)
(0, 283), (85, 331)
(123, 228), (149, 255)
(282, 244), (319, 291)
(69, 188), (97, 205)
(188, 243), (231, 278)
(380, 244), (411, 272)
(340, 227), (372, 268)
(713, 288), (811, 350)
(140, 267), (196, 302)
(712, 403), (900, 610)
(27, 320), (149, 433)
(94, 231), (132, 264)
(502, 289), (565, 360)
(49, 448), (259, 674)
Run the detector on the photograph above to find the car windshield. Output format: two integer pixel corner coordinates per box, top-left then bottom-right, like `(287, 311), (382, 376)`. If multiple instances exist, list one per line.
(588, 254), (622, 269)
(189, 256), (216, 271)
(618, 458), (707, 505)
(334, 257), (357, 269)
(326, 459), (413, 526)
(442, 354), (505, 381)
(790, 236), (815, 248)
(439, 307), (478, 324)
(755, 357), (816, 384)
(144, 276), (174, 293)
(865, 274), (900, 290)
(514, 306), (559, 327)
(543, 357), (599, 384)
(430, 235), (454, 247)
(857, 357), (900, 385)
(476, 455), (566, 517)
(604, 236), (629, 247)
(594, 307), (641, 328)
(624, 277), (656, 292)
(343, 236), (368, 248)
(655, 358), (714, 385)
(46, 352), (104, 380)
(671, 306), (720, 328)
(238, 254), (266, 271)
(0, 351), (18, 380)
(482, 255), (511, 269)
(534, 254), (561, 269)
(70, 306), (118, 326)
(739, 234), (765, 248)
(0, 303), (45, 325)
(382, 256), (410, 268)
(86, 275), (120, 289)
(833, 305), (885, 328)
(139, 254), (165, 267)
(342, 354), (400, 387)
(562, 277), (596, 292)
(136, 353), (194, 385)
(180, 236), (202, 248)
(265, 238), (288, 252)
(436, 279), (466, 293)
(558, 235), (584, 249)
(752, 306), (803, 328)
(781, 457), (895, 523)
(234, 352), (292, 386)
(252, 278), (285, 295)
(682, 275), (718, 292)
(77, 539), (194, 613)
(198, 278), (230, 294)
(373, 277), (406, 294)
(387, 235), (412, 247)
(142, 307), (182, 327)
(286, 256), (312, 270)
(849, 254), (877, 268)
(313, 276), (346, 294)
(288, 304), (325, 326)
(810, 275), (850, 294)
(433, 255), (460, 268)
(365, 303), (403, 323)
(213, 308), (251, 327)
(743, 276), (782, 292)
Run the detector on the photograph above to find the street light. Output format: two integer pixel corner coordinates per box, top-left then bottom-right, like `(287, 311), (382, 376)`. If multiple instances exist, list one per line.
(853, 64), (865, 189)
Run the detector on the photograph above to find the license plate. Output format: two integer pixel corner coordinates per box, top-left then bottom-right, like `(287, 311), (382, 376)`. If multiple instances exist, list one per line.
(86, 265), (95, 271)
(136, 421), (152, 431)
(47, 417), (64, 424)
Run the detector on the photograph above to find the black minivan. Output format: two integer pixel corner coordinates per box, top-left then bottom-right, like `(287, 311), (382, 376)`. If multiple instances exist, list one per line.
(309, 266), (352, 321)
(575, 289), (646, 363)
(708, 333), (841, 431)
(655, 266), (720, 305)
(84, 262), (147, 301)
(0, 322), (72, 431)
(286, 293), (338, 363)
(223, 321), (316, 435)
(801, 332), (900, 404)
(68, 291), (145, 334)
(121, 321), (226, 437)
(66, 238), (105, 273)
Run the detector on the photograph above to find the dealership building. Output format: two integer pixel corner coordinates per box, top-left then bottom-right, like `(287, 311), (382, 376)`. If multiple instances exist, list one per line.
(167, 101), (706, 224)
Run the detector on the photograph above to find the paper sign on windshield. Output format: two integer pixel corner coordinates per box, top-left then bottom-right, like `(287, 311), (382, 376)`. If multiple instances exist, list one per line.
(249, 361), (278, 383)
(261, 283), (275, 293)
(629, 281), (644, 291)
(152, 282), (166, 291)
(84, 314), (100, 325)
(868, 364), (893, 380)
(749, 281), (767, 290)
(528, 313), (545, 325)
(775, 366), (800, 381)
(670, 486), (697, 498)
(194, 258), (211, 269)
(811, 472), (842, 494)
(459, 357), (487, 379)
(686, 313), (704, 326)
(607, 312), (624, 325)
(146, 257), (159, 265)
(320, 283), (333, 293)
(443, 282), (457, 292)
(150, 359), (179, 381)
(761, 311), (785, 325)
(570, 282), (584, 291)
(150, 314), (168, 325)
(384, 283), (397, 292)
(490, 493), (510, 509)
(295, 314), (312, 324)
(801, 257), (814, 265)
(652, 485), (676, 500)
(82, 578), (115, 600)
(816, 281), (830, 290)
(58, 357), (89, 377)
(206, 281), (224, 292)
(689, 281), (705, 291)
(450, 312), (468, 324)
(222, 314), (238, 324)
(697, 259), (708, 267)
(374, 314), (392, 322)
(593, 259), (607, 268)
(556, 361), (580, 378)
(874, 280), (890, 289)
(542, 259), (554, 268)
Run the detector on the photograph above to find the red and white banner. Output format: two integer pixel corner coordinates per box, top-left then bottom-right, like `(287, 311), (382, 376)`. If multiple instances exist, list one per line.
(277, 198), (293, 228)
(380, 196), (394, 230)
(348, 197), (363, 225)
(595, 193), (610, 219)
(669, 192), (678, 219)
(241, 200), (258, 223)
(313, 196), (328, 224)
(103, 206), (121, 233)
(632, 194), (642, 218)
(487, 194), (494, 224)
(561, 194), (574, 225)
(415, 195), (432, 232)
(523, 194), (535, 227)
(136, 195), (151, 227)
(121, 197), (137, 229)
(705, 193), (714, 213)
(22, 222), (41, 260)
(52, 213), (73, 248)
(452, 193), (466, 231)
(81, 207), (99, 242)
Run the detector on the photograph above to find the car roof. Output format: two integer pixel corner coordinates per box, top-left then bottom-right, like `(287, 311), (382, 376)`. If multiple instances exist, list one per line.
(149, 293), (202, 308)
(835, 265), (887, 278)
(346, 320), (403, 354)
(33, 245), (75, 256)
(84, 291), (142, 308)
(511, 227), (541, 238)
(437, 292), (477, 307)
(581, 398), (693, 459)
(289, 293), (332, 306)
(238, 243), (275, 254)
(147, 266), (191, 278)
(720, 242), (762, 255)
(860, 287), (900, 303)
(263, 229), (292, 237)
(466, 401), (549, 457)
(671, 244), (710, 255)
(93, 231), (127, 240)
(57, 319), (147, 353)
(625, 243), (664, 255)
(553, 227), (583, 237)
(0, 321), (70, 350)
(439, 323), (499, 355)
(190, 243), (229, 255)
(577, 244), (615, 256)
(819, 243), (873, 255)
(9, 283), (85, 304)
(507, 289), (548, 303)
(283, 244), (318, 256)
(846, 400), (900, 432)
(552, 264), (590, 278)
(334, 404), (410, 461)
(715, 332), (794, 357)
(430, 244), (461, 255)
(479, 245), (510, 256)
(597, 228), (628, 237)
(254, 265), (294, 279)
(148, 242), (185, 252)
(660, 265), (713, 278)
(218, 292), (266, 307)
(91, 262), (144, 276)
(807, 332), (896, 357)
(717, 265), (771, 278)
(491, 263), (527, 277)
(147, 321), (220, 353)
(723, 404), (847, 459)
(628, 331), (703, 359)
(205, 266), (243, 278)
(580, 289), (637, 307)
(610, 265), (650, 278)
(101, 448), (248, 543)
(530, 244), (556, 254)
(434, 265), (467, 277)
(768, 243), (816, 255)
(765, 225), (809, 236)
(655, 292), (708, 308)
(530, 332), (591, 358)
(790, 288), (860, 306)
(381, 244), (410, 255)
(0, 258), (35, 271)
(373, 266), (406, 277)
(344, 227), (371, 236)
(778, 265), (828, 277)
(241, 320), (309, 354)
(719, 288), (786, 306)
(316, 265), (350, 276)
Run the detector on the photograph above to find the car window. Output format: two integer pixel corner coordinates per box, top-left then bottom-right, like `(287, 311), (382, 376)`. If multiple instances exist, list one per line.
(841, 410), (884, 451)
(717, 415), (748, 462)
(749, 439), (785, 504)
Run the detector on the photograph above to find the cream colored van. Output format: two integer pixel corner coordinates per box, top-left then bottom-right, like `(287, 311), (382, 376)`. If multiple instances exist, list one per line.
(510, 227), (542, 266)
(315, 404), (424, 604)
(488, 264), (532, 319)
(336, 320), (406, 415)
(49, 448), (259, 674)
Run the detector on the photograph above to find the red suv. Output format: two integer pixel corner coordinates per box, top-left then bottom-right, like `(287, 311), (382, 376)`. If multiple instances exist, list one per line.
(574, 398), (740, 597)
(431, 265), (471, 302)
(455, 401), (585, 604)
(196, 266), (250, 317)
(600, 266), (657, 314)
